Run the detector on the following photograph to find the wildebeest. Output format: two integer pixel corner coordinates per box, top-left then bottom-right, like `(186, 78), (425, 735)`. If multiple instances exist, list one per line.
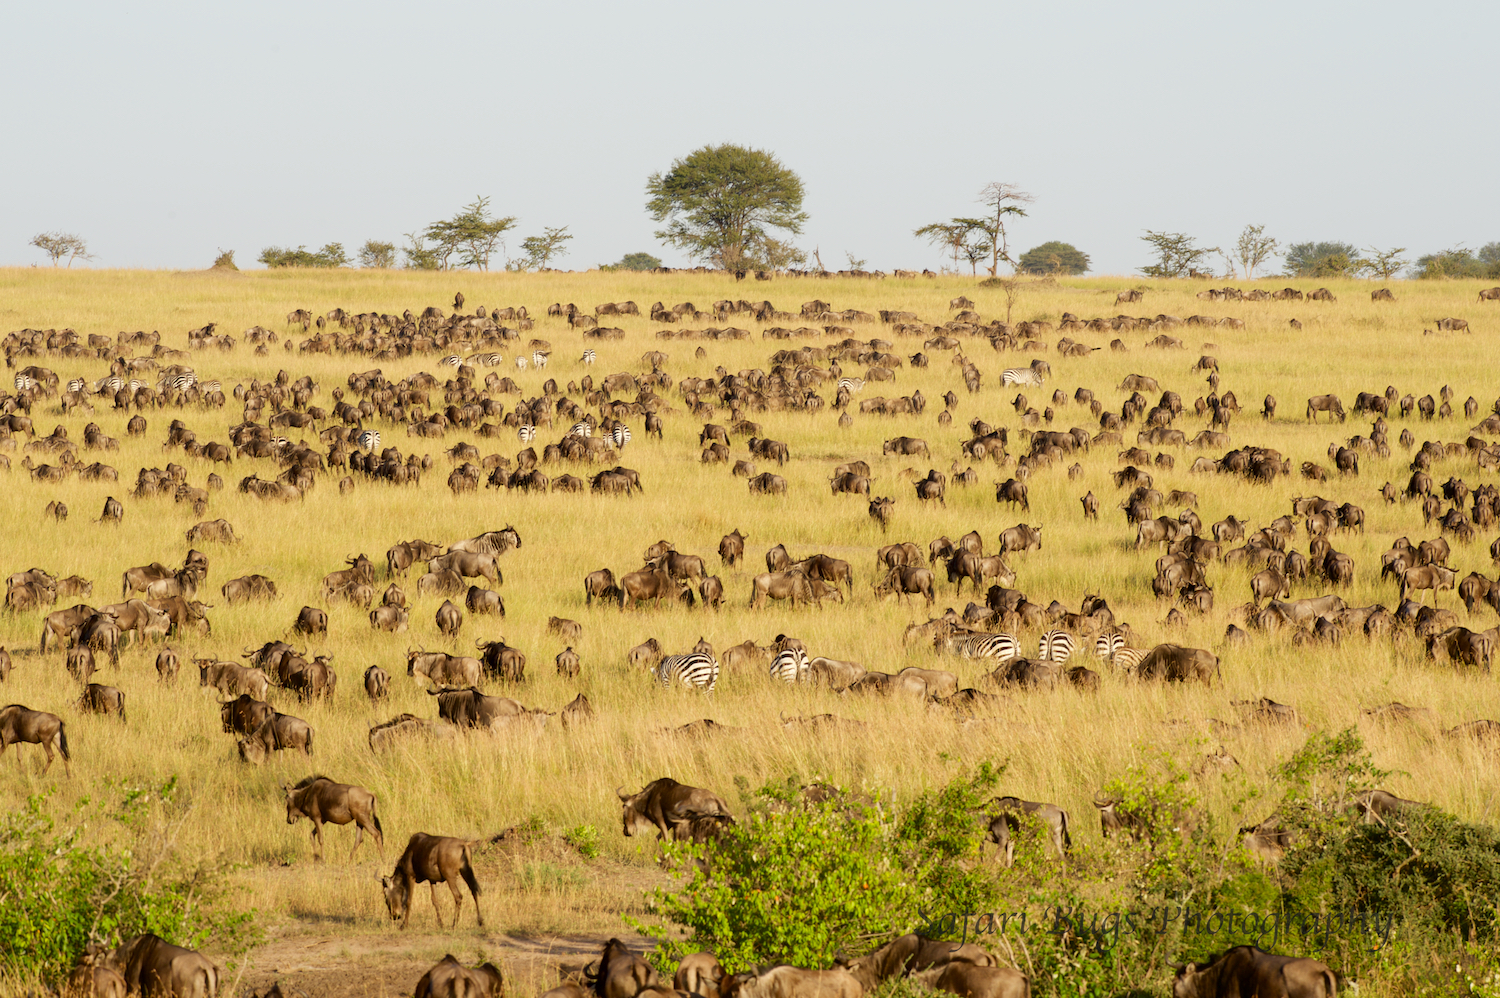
(556, 646), (581, 677)
(883, 436), (930, 457)
(617, 777), (733, 840)
(220, 693), (274, 737)
(588, 938), (663, 998)
(1305, 394), (1345, 422)
(79, 683), (126, 721)
(414, 955), (504, 998)
(430, 686), (548, 730)
(994, 478), (1029, 511)
(237, 711), (314, 763)
(621, 565), (693, 610)
(750, 570), (817, 609)
(185, 518), (238, 544)
(362, 664), (390, 701)
(722, 967), (863, 998)
(1135, 644), (1220, 684)
(984, 796), (1072, 866)
(221, 574), (277, 603)
(718, 529), (746, 567)
(103, 934), (218, 998)
(381, 832), (485, 929)
(475, 638), (527, 682)
(408, 649), (483, 688)
(370, 605), (410, 632)
(675, 952), (724, 998)
(912, 962), (1028, 998)
(368, 713), (460, 752)
(1171, 945), (1335, 998)
(285, 775), (384, 860)
(292, 605), (328, 636)
(0, 704), (70, 775)
(998, 523), (1042, 554)
(435, 599), (463, 637)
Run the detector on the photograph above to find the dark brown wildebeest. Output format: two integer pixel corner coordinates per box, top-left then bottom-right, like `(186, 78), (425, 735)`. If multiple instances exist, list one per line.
(748, 472), (787, 495)
(121, 561), (175, 598)
(221, 574), (277, 603)
(883, 435), (930, 457)
(873, 566), (936, 605)
(1080, 490), (1098, 520)
(185, 518), (238, 544)
(556, 647), (581, 677)
(79, 683), (125, 721)
(320, 554), (374, 600)
(1305, 394), (1345, 422)
(39, 602), (97, 654)
(465, 585), (504, 617)
(1171, 945), (1335, 998)
(1249, 568), (1290, 605)
(0, 704), (69, 775)
(285, 775), (384, 860)
(617, 777), (733, 841)
(621, 565), (692, 610)
(475, 638), (527, 682)
(428, 549), (502, 586)
(628, 638), (664, 669)
(105, 933), (217, 998)
(998, 523), (1043, 554)
(221, 693), (274, 736)
(749, 570), (816, 609)
(588, 938), (663, 998)
(747, 437), (789, 465)
(238, 711), (314, 763)
(435, 600), (463, 637)
(370, 605), (409, 632)
(700, 576), (724, 608)
(868, 496), (895, 532)
(413, 954), (504, 998)
(1135, 644), (1220, 684)
(994, 478), (1029, 511)
(1427, 625), (1493, 672)
(1401, 564), (1456, 603)
(292, 605), (327, 636)
(381, 832), (485, 929)
(430, 686), (547, 730)
(584, 568), (619, 606)
(718, 530), (746, 567)
(364, 664), (390, 700)
(67, 645), (97, 684)
(155, 646), (180, 683)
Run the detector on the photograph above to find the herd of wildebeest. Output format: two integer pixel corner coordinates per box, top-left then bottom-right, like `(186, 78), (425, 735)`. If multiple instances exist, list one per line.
(4, 282), (1500, 998)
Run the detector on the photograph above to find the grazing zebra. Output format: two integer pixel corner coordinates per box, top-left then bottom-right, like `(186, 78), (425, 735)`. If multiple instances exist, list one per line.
(1111, 647), (1146, 675)
(199, 380), (222, 395)
(1037, 630), (1078, 663)
(515, 357), (528, 371)
(475, 352), (503, 366)
(356, 429), (381, 451)
(441, 355), (463, 369)
(128, 379), (147, 394)
(581, 349), (596, 365)
(611, 425), (631, 449)
(66, 378), (86, 394)
(946, 632), (1021, 661)
(1093, 632), (1125, 661)
(13, 374), (35, 392)
(837, 377), (865, 393)
(532, 351), (549, 368)
(571, 421), (592, 438)
(1001, 368), (1044, 387)
(517, 425), (536, 444)
(160, 372), (197, 393)
(101, 376), (125, 394)
(655, 653), (719, 692)
(768, 648), (809, 683)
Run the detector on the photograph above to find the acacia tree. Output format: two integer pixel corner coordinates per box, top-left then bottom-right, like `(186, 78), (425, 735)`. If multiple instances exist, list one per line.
(30, 232), (91, 267)
(424, 196), (516, 271)
(646, 145), (808, 271)
(915, 220), (982, 272)
(518, 226), (573, 270)
(358, 240), (396, 269)
(975, 182), (1034, 275)
(1361, 246), (1408, 280)
(1140, 231), (1220, 278)
(1232, 224), (1279, 279)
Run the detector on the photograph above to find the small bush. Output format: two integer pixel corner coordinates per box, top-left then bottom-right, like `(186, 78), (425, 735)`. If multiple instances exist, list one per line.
(258, 243), (348, 268)
(563, 824), (600, 860)
(210, 249), (237, 270)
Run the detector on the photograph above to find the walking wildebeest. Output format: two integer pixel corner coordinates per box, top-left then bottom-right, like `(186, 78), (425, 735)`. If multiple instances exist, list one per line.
(381, 832), (485, 929)
(292, 605), (328, 636)
(284, 775), (385, 860)
(617, 777), (733, 840)
(237, 711), (314, 763)
(364, 664), (391, 700)
(0, 704), (70, 775)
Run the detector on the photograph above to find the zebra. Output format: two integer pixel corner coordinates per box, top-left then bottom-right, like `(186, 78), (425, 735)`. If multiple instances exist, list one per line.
(515, 357), (528, 371)
(199, 380), (222, 395)
(1001, 368), (1044, 387)
(161, 372), (197, 393)
(581, 349), (596, 365)
(611, 425), (631, 449)
(66, 378), (86, 394)
(441, 355), (463, 369)
(1093, 632), (1125, 661)
(128, 379), (147, 393)
(571, 421), (592, 438)
(655, 653), (719, 692)
(946, 632), (1021, 661)
(475, 352), (503, 366)
(769, 647), (809, 683)
(532, 351), (549, 368)
(1109, 647), (1146, 676)
(101, 376), (125, 395)
(356, 429), (381, 451)
(13, 374), (35, 392)
(836, 377), (865, 393)
(1037, 630), (1078, 663)
(517, 425), (536, 444)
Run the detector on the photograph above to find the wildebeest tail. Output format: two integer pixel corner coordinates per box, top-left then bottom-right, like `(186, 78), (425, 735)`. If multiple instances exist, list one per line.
(461, 848), (483, 898)
(373, 811), (384, 838)
(58, 722), (70, 761)
(1059, 809), (1072, 852)
(1322, 968), (1337, 998)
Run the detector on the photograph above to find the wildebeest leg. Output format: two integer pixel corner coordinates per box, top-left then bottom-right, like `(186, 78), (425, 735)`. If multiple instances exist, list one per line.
(311, 818), (324, 862)
(461, 860), (483, 926)
(348, 823), (363, 860)
(430, 882), (449, 929)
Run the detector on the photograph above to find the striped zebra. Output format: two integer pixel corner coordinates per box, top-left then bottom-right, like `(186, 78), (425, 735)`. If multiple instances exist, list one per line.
(13, 374), (35, 392)
(441, 355), (463, 369)
(66, 378), (86, 394)
(570, 421), (592, 438)
(160, 372), (197, 393)
(655, 653), (719, 692)
(356, 429), (381, 451)
(768, 648), (809, 683)
(128, 379), (147, 393)
(1111, 647), (1147, 676)
(199, 380), (222, 395)
(1001, 368), (1044, 387)
(517, 425), (536, 444)
(1037, 630), (1078, 663)
(101, 376), (125, 395)
(611, 425), (631, 449)
(475, 352), (503, 366)
(1093, 632), (1125, 661)
(945, 632), (1021, 661)
(532, 351), (549, 368)
(515, 357), (528, 371)
(837, 377), (865, 393)
(581, 349), (596, 365)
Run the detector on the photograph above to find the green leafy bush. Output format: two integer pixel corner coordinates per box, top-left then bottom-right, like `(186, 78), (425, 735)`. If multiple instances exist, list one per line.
(258, 243), (348, 268)
(563, 824), (600, 860)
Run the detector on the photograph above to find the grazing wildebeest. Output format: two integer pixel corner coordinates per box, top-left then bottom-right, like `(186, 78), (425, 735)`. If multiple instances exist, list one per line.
(475, 639), (527, 682)
(750, 570), (816, 609)
(370, 605), (409, 632)
(381, 832), (485, 929)
(285, 775), (384, 860)
(621, 565), (692, 609)
(237, 711), (314, 763)
(1305, 394), (1345, 422)
(912, 962), (1029, 998)
(67, 645), (97, 684)
(722, 967), (864, 998)
(618, 777), (733, 841)
(292, 605), (327, 636)
(675, 952), (724, 998)
(1171, 945), (1335, 998)
(718, 529), (746, 567)
(435, 600), (463, 637)
(0, 704), (70, 775)
(408, 649), (483, 688)
(1135, 644), (1220, 684)
(221, 574), (277, 603)
(873, 566), (936, 605)
(1401, 564), (1457, 603)
(104, 934), (218, 998)
(363, 664), (390, 700)
(589, 938), (664, 998)
(79, 683), (126, 721)
(837, 933), (995, 991)
(221, 694), (274, 736)
(39, 603), (97, 653)
(983, 796), (1073, 867)
(584, 568), (619, 606)
(413, 955), (504, 998)
(998, 523), (1043, 554)
(556, 646), (581, 677)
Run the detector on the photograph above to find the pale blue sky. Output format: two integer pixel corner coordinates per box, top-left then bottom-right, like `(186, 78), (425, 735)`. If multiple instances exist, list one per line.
(3, 0), (1493, 275)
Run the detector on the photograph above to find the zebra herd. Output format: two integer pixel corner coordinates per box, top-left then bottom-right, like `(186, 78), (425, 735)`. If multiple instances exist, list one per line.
(940, 629), (1087, 664)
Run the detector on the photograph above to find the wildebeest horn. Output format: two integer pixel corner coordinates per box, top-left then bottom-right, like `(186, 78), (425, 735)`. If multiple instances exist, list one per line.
(615, 785), (630, 800)
(1091, 792), (1114, 807)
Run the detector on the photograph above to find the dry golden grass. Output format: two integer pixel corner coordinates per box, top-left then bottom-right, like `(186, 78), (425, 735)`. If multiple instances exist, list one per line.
(0, 266), (1498, 979)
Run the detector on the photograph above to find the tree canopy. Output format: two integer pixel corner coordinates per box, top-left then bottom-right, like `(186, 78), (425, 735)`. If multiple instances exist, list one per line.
(607, 252), (662, 272)
(422, 196), (516, 271)
(1413, 244), (1500, 280)
(258, 243), (348, 268)
(646, 145), (807, 271)
(1284, 241), (1360, 277)
(357, 240), (396, 269)
(1018, 241), (1090, 275)
(517, 227), (572, 270)
(1139, 231), (1219, 278)
(30, 232), (90, 267)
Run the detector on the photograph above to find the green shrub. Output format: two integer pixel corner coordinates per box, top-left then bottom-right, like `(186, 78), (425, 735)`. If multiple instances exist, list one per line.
(258, 243), (348, 268)
(563, 824), (600, 860)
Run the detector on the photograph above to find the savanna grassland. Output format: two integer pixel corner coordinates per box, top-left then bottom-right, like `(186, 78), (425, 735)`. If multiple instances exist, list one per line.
(0, 266), (1498, 996)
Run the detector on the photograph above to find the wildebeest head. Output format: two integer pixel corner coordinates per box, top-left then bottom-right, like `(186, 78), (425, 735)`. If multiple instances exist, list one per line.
(379, 874), (410, 922)
(616, 786), (657, 838)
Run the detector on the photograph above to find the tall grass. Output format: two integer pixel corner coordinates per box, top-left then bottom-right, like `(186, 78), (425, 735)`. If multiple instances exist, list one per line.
(0, 266), (1497, 956)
